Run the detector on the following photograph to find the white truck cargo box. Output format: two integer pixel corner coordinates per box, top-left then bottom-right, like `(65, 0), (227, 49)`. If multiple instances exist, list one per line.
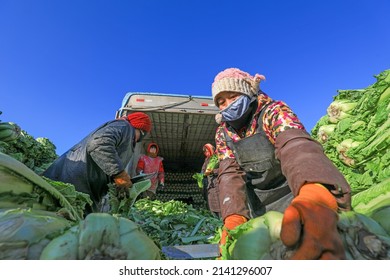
(116, 92), (219, 207)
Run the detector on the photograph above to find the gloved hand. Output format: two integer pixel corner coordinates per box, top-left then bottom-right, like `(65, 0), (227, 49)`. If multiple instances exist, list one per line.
(218, 214), (247, 259)
(220, 214), (247, 246)
(280, 183), (346, 260)
(113, 170), (132, 198)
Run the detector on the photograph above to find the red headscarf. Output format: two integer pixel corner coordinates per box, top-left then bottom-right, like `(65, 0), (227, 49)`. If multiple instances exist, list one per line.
(146, 142), (159, 158)
(127, 112), (152, 132)
(203, 143), (215, 158)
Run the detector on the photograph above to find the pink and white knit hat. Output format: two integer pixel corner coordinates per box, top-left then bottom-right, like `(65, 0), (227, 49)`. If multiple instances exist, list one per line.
(211, 68), (265, 106)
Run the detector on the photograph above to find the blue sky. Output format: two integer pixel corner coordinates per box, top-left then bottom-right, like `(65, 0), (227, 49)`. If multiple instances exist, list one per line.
(1, 0), (389, 155)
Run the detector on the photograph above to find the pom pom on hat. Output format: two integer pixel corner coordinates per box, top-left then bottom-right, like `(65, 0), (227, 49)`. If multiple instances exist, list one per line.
(211, 68), (265, 106)
(127, 112), (152, 132)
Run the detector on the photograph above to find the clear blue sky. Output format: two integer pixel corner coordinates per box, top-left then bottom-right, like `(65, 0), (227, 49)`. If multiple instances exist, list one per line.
(1, 0), (389, 155)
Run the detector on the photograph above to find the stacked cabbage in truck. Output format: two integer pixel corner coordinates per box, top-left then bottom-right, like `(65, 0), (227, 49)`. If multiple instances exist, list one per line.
(116, 92), (220, 208)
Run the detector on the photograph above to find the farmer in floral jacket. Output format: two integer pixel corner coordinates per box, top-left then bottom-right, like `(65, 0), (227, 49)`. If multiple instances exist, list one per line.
(212, 67), (351, 259)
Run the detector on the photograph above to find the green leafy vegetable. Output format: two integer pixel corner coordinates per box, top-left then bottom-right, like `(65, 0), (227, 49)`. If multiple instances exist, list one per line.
(108, 179), (152, 216)
(0, 208), (73, 260)
(40, 213), (161, 260)
(0, 129), (58, 174)
(311, 69), (390, 195)
(0, 152), (89, 221)
(327, 100), (358, 123)
(192, 172), (204, 188)
(127, 199), (222, 258)
(352, 178), (390, 216)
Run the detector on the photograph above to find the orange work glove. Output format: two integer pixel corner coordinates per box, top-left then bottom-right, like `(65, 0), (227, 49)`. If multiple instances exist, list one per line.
(204, 170), (211, 176)
(280, 183), (346, 260)
(220, 214), (247, 246)
(113, 170), (132, 198)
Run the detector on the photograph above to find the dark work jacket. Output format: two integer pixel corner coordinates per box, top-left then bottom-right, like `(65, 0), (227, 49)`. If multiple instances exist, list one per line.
(43, 119), (136, 212)
(224, 106), (292, 217)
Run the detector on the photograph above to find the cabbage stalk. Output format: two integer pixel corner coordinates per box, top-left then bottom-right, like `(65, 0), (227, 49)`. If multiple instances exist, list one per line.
(317, 124), (336, 143)
(327, 100), (357, 123)
(336, 139), (362, 166)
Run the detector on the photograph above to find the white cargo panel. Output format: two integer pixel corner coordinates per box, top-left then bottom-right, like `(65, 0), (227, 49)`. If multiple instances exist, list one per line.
(117, 92), (219, 208)
(117, 92), (219, 170)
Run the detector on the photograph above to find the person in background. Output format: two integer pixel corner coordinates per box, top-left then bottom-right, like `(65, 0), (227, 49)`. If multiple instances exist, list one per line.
(211, 67), (351, 259)
(201, 143), (221, 218)
(136, 142), (165, 200)
(43, 112), (152, 214)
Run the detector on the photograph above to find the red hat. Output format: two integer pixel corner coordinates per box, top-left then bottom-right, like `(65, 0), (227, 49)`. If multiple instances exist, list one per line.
(203, 143), (215, 155)
(147, 142), (159, 157)
(127, 112), (152, 132)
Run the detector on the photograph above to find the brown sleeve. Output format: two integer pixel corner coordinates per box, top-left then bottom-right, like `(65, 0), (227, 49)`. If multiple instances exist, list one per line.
(217, 158), (251, 220)
(275, 128), (351, 211)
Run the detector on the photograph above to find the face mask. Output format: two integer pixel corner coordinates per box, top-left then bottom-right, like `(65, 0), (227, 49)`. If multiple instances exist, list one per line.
(148, 146), (158, 157)
(220, 95), (251, 122)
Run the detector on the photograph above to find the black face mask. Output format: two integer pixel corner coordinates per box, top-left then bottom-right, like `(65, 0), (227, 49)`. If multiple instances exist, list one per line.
(137, 130), (147, 143)
(227, 97), (258, 131)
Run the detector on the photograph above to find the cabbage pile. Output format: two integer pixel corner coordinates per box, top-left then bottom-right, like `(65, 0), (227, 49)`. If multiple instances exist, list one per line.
(0, 116), (160, 260)
(0, 208), (73, 260)
(0, 152), (91, 221)
(128, 198), (222, 259)
(0, 117), (57, 175)
(310, 69), (390, 222)
(0, 152), (160, 260)
(311, 69), (390, 195)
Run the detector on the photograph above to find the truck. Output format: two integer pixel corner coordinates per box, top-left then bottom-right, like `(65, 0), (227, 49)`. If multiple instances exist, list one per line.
(116, 92), (220, 208)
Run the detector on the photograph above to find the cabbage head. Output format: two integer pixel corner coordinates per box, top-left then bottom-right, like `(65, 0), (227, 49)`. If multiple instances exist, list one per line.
(40, 213), (161, 260)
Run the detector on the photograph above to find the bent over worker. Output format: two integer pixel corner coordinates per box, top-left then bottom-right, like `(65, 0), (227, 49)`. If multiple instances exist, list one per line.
(43, 112), (152, 214)
(211, 67), (351, 259)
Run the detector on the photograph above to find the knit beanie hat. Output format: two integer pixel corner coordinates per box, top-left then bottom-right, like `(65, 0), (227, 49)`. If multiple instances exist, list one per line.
(127, 112), (152, 132)
(211, 68), (266, 106)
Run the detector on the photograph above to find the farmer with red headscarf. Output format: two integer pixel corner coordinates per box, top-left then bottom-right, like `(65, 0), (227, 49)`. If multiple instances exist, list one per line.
(43, 112), (152, 213)
(211, 67), (351, 259)
(136, 142), (165, 199)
